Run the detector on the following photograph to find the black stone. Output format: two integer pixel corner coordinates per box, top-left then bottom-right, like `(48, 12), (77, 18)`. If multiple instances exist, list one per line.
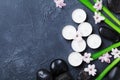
(108, 66), (120, 80)
(118, 63), (120, 68)
(107, 0), (120, 13)
(50, 59), (68, 77)
(0, 0), (119, 80)
(36, 69), (53, 80)
(99, 26), (120, 42)
(108, 67), (117, 79)
(55, 72), (73, 80)
(77, 70), (91, 80)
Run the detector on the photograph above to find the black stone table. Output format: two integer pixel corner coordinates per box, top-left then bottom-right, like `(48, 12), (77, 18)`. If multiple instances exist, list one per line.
(0, 0), (119, 80)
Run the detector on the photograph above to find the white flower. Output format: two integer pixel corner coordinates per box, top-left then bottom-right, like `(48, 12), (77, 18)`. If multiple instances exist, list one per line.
(93, 12), (105, 24)
(84, 64), (97, 76)
(74, 31), (83, 41)
(83, 52), (93, 63)
(111, 48), (120, 58)
(54, 0), (66, 8)
(99, 53), (112, 63)
(93, 0), (103, 11)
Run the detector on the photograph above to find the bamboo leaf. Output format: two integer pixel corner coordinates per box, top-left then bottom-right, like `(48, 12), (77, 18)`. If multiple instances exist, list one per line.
(94, 0), (120, 26)
(78, 0), (120, 33)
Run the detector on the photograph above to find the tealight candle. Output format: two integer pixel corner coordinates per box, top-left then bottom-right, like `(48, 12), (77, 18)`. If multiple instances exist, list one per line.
(87, 34), (102, 49)
(68, 52), (83, 67)
(72, 9), (87, 23)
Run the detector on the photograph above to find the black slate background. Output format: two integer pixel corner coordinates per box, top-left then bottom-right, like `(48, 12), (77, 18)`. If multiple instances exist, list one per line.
(0, 0), (120, 80)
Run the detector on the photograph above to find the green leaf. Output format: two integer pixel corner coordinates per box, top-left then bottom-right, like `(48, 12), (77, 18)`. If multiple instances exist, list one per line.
(94, 0), (120, 26)
(95, 58), (120, 80)
(92, 42), (120, 60)
(78, 0), (120, 33)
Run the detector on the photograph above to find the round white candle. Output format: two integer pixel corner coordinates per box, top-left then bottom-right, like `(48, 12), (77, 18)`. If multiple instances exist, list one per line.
(78, 22), (93, 37)
(72, 9), (87, 23)
(71, 39), (86, 52)
(87, 34), (102, 49)
(62, 25), (76, 40)
(68, 52), (83, 67)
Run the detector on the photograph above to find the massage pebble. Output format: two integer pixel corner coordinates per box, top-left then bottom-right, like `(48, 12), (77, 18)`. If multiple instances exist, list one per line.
(99, 26), (120, 42)
(36, 69), (53, 80)
(77, 70), (91, 80)
(55, 72), (73, 80)
(108, 0), (120, 13)
(108, 64), (120, 80)
(50, 59), (68, 76)
(50, 59), (73, 80)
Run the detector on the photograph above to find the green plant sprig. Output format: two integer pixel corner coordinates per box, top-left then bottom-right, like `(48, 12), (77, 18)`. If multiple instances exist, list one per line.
(95, 58), (120, 80)
(94, 0), (120, 26)
(78, 0), (120, 34)
(78, 1), (120, 80)
(92, 42), (120, 60)
(91, 42), (120, 80)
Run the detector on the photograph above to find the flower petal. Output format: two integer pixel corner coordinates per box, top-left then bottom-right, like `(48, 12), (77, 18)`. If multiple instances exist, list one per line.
(84, 64), (97, 76)
(54, 0), (66, 8)
(93, 12), (105, 24)
(93, 0), (103, 11)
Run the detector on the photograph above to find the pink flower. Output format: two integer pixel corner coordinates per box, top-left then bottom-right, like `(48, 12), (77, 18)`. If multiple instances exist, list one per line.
(111, 48), (120, 58)
(99, 53), (112, 63)
(93, 12), (105, 24)
(54, 0), (66, 8)
(84, 64), (97, 76)
(93, 0), (103, 11)
(74, 31), (83, 41)
(83, 52), (93, 63)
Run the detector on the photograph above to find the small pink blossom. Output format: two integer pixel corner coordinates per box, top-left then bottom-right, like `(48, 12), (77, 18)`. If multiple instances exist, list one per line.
(83, 52), (93, 63)
(99, 53), (112, 63)
(54, 0), (66, 8)
(84, 64), (97, 76)
(93, 0), (103, 11)
(111, 48), (120, 58)
(93, 12), (105, 24)
(74, 31), (83, 41)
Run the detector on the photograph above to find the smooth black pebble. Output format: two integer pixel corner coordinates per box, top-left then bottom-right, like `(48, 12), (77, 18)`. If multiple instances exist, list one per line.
(77, 70), (91, 80)
(36, 69), (53, 80)
(108, 66), (120, 80)
(107, 0), (120, 13)
(108, 67), (117, 79)
(55, 72), (73, 80)
(50, 59), (68, 76)
(99, 26), (120, 42)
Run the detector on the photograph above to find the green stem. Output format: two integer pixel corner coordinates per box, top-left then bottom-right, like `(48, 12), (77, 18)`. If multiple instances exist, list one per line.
(94, 0), (120, 26)
(78, 0), (120, 33)
(104, 16), (120, 33)
(92, 42), (120, 60)
(95, 58), (120, 80)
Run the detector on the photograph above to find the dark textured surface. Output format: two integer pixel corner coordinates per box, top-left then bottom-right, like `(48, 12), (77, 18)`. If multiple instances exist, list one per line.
(0, 0), (120, 80)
